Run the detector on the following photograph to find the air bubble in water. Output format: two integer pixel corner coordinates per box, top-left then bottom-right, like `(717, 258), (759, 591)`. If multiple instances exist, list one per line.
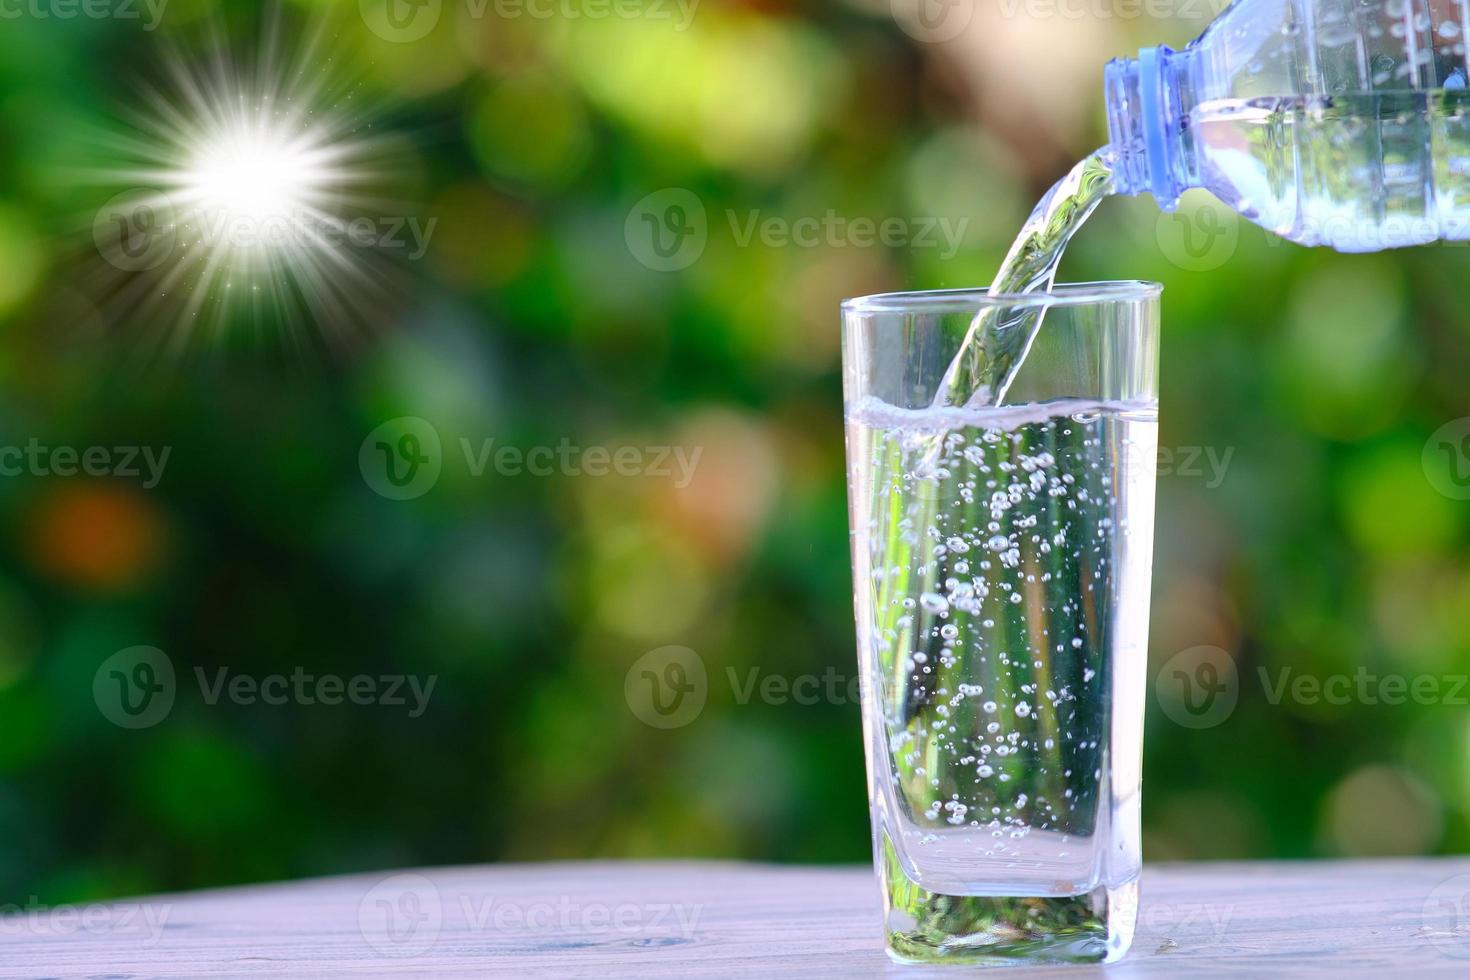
(920, 592), (949, 614)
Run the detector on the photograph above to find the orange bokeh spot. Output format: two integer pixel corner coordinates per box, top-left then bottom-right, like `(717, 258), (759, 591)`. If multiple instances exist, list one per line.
(27, 485), (166, 591)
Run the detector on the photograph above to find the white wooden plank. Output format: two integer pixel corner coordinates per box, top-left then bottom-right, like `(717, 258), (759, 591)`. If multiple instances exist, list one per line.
(3, 859), (1470, 977)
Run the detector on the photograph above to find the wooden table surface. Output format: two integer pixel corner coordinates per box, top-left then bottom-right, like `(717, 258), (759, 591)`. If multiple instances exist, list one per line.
(5, 859), (1470, 977)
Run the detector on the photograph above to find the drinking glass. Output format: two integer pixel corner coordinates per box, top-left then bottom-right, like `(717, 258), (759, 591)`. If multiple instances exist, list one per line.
(841, 282), (1161, 965)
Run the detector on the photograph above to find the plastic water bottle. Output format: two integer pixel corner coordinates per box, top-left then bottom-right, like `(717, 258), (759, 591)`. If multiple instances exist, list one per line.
(1105, 0), (1470, 251)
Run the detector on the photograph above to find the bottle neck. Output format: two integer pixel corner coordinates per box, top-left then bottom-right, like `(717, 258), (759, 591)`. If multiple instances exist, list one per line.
(1105, 45), (1192, 210)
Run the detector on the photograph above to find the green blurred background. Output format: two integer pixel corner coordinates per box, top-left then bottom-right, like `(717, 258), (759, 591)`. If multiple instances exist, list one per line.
(0, 0), (1467, 906)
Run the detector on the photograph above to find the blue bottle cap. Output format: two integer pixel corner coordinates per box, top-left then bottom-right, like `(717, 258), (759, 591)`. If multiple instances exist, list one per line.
(1138, 45), (1178, 210)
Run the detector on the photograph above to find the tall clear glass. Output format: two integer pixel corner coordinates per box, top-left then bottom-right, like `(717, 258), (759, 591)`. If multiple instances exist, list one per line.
(841, 283), (1161, 965)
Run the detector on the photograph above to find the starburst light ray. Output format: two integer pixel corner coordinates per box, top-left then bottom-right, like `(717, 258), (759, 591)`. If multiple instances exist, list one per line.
(80, 13), (420, 358)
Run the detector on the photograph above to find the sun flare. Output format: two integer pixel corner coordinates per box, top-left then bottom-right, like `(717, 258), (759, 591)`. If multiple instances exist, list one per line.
(83, 17), (411, 354)
(183, 123), (332, 230)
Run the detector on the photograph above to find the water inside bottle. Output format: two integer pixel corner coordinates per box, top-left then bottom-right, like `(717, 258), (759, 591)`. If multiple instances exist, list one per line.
(1193, 89), (1470, 250)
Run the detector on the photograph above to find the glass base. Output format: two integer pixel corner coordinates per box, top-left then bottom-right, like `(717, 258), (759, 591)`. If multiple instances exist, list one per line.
(880, 840), (1137, 965)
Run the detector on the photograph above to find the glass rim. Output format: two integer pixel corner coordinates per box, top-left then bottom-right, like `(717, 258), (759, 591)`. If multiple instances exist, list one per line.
(841, 280), (1162, 314)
